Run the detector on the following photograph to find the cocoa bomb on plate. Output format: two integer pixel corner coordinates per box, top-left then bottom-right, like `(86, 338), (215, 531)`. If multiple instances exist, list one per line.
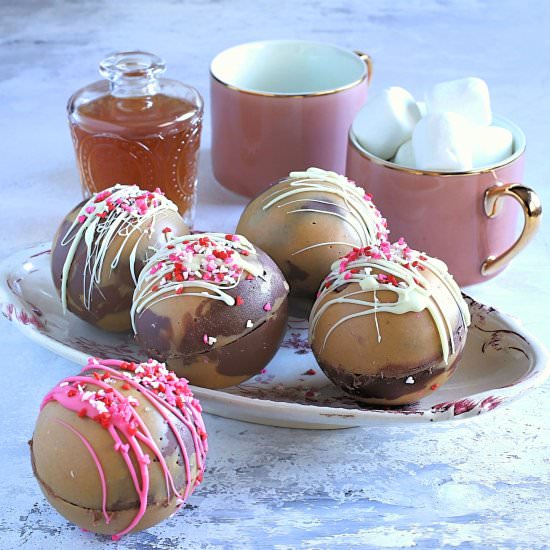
(30, 357), (207, 540)
(309, 239), (470, 405)
(131, 233), (289, 389)
(236, 167), (388, 306)
(51, 184), (188, 332)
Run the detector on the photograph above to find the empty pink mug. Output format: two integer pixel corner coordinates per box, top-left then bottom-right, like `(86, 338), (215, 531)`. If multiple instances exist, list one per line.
(210, 40), (372, 197)
(346, 115), (542, 287)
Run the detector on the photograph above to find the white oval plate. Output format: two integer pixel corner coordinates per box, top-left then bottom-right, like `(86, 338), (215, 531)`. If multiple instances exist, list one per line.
(2, 243), (549, 429)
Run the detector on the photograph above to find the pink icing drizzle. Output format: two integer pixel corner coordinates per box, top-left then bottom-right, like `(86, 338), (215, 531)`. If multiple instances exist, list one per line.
(55, 419), (110, 524)
(40, 357), (208, 541)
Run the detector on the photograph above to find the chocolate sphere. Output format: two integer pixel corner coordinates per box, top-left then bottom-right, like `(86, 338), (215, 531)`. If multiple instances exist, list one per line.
(30, 358), (207, 540)
(51, 185), (189, 332)
(132, 233), (289, 389)
(236, 167), (388, 308)
(309, 240), (470, 405)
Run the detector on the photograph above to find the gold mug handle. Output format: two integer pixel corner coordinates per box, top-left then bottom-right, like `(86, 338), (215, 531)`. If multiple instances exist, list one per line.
(481, 183), (542, 276)
(354, 51), (373, 86)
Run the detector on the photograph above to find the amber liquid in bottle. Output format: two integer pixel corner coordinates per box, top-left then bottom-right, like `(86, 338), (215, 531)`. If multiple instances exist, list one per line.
(68, 52), (202, 225)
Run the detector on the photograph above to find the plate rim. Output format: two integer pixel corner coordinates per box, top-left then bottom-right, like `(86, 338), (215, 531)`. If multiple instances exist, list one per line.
(2, 242), (549, 429)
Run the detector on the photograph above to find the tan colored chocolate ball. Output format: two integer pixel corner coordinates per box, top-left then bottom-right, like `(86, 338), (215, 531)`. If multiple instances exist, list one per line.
(236, 167), (388, 307)
(309, 242), (470, 405)
(30, 358), (207, 539)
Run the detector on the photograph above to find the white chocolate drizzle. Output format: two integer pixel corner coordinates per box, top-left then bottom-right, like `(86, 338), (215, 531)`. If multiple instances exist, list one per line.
(131, 233), (262, 334)
(309, 239), (470, 364)
(261, 167), (388, 253)
(59, 184), (178, 314)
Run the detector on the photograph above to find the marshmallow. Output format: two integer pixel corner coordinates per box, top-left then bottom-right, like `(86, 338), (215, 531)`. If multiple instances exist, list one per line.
(412, 113), (473, 171)
(472, 125), (514, 168)
(392, 139), (415, 168)
(425, 77), (492, 126)
(352, 87), (422, 160)
(416, 100), (427, 117)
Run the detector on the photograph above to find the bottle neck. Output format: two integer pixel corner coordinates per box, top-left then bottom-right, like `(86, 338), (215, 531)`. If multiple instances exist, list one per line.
(100, 51), (165, 98)
(109, 74), (161, 98)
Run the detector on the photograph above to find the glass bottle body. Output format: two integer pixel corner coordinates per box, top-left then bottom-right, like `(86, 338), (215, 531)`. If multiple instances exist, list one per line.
(67, 53), (202, 226)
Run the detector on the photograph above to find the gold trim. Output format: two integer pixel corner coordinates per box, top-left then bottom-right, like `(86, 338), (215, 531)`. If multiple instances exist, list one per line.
(348, 115), (527, 177)
(210, 70), (368, 98)
(481, 184), (542, 276)
(353, 50), (373, 86)
(210, 45), (371, 98)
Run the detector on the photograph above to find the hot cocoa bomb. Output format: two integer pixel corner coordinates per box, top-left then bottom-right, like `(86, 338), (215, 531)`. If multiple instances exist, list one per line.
(30, 357), (208, 540)
(51, 184), (188, 332)
(132, 233), (289, 389)
(236, 167), (388, 307)
(309, 240), (470, 405)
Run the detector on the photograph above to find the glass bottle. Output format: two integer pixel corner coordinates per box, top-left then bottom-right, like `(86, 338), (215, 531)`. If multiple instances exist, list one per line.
(67, 51), (203, 226)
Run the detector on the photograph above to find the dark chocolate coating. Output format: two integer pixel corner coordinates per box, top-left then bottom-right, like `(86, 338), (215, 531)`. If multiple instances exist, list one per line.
(318, 351), (462, 404)
(165, 302), (288, 388)
(134, 247), (290, 389)
(51, 199), (189, 332)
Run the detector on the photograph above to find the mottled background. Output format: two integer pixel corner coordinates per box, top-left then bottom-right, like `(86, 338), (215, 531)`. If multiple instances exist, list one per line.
(1, 1), (549, 549)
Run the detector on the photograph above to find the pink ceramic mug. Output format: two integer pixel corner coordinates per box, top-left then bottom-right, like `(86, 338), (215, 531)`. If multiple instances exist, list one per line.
(210, 40), (372, 197)
(346, 115), (542, 287)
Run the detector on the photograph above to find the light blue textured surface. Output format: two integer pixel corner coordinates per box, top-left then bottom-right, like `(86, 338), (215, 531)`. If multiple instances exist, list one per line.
(0, 1), (549, 548)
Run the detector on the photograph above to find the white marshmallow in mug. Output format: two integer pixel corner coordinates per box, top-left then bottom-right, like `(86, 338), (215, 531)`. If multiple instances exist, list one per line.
(352, 87), (421, 160)
(412, 112), (473, 171)
(472, 125), (514, 168)
(425, 77), (492, 126)
(392, 139), (416, 168)
(416, 100), (427, 117)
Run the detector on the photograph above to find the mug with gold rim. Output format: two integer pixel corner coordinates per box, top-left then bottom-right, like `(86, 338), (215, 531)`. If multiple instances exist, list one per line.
(210, 40), (372, 197)
(346, 114), (542, 287)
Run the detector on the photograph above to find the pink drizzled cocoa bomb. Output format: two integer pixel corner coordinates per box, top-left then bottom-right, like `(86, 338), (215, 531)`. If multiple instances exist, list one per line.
(30, 357), (208, 540)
